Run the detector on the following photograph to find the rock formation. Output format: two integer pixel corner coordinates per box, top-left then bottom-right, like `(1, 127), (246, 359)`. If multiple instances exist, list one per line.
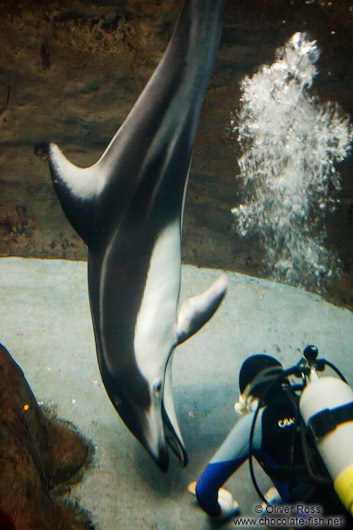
(0, 343), (93, 530)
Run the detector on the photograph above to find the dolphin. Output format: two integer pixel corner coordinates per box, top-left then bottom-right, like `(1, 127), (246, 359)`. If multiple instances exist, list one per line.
(48, 0), (227, 472)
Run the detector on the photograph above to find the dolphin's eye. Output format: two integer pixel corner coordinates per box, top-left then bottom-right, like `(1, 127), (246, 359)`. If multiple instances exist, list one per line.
(153, 380), (162, 394)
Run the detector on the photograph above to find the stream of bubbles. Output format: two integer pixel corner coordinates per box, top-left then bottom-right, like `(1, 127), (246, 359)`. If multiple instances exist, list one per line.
(231, 32), (353, 291)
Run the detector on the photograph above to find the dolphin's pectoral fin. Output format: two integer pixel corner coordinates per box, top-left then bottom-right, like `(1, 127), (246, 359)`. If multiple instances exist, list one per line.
(49, 143), (106, 245)
(176, 272), (228, 345)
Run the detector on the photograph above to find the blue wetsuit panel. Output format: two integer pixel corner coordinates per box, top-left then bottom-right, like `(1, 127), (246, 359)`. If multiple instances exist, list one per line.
(196, 411), (263, 516)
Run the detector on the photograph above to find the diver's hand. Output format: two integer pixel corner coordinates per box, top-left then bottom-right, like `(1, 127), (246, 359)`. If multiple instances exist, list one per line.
(188, 482), (239, 521)
(217, 488), (240, 520)
(261, 487), (281, 515)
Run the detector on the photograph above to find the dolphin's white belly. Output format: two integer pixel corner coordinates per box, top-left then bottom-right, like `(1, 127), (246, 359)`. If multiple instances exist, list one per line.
(134, 221), (181, 382)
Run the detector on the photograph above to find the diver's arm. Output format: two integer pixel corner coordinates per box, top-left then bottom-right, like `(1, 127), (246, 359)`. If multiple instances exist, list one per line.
(195, 410), (263, 517)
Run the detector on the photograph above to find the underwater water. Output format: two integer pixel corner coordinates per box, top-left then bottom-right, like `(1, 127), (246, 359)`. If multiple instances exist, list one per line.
(1, 2), (353, 528)
(231, 32), (353, 291)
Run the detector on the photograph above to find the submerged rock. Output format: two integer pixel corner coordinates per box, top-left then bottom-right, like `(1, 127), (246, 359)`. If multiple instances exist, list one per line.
(0, 343), (93, 530)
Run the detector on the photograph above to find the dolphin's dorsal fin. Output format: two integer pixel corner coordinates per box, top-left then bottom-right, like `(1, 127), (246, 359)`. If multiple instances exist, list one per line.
(49, 143), (109, 245)
(176, 272), (228, 345)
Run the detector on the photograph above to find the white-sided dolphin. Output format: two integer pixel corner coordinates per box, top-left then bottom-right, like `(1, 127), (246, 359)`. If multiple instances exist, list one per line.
(48, 0), (226, 472)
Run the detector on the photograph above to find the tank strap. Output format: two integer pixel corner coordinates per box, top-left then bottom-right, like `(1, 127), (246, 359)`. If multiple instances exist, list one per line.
(308, 401), (353, 439)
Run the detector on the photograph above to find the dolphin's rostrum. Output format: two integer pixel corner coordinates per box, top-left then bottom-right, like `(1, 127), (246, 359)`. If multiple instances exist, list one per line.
(48, 0), (227, 472)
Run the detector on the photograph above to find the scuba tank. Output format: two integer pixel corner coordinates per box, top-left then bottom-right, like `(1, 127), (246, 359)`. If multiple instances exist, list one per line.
(299, 346), (353, 516)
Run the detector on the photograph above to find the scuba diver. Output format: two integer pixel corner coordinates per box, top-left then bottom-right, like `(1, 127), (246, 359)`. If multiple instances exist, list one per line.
(190, 347), (353, 528)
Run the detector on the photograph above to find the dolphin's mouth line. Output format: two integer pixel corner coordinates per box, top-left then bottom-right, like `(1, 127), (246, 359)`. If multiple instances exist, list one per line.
(161, 399), (188, 467)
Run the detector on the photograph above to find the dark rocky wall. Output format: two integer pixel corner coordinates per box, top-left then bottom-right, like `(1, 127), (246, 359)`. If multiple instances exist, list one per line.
(0, 343), (93, 530)
(0, 0), (352, 305)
